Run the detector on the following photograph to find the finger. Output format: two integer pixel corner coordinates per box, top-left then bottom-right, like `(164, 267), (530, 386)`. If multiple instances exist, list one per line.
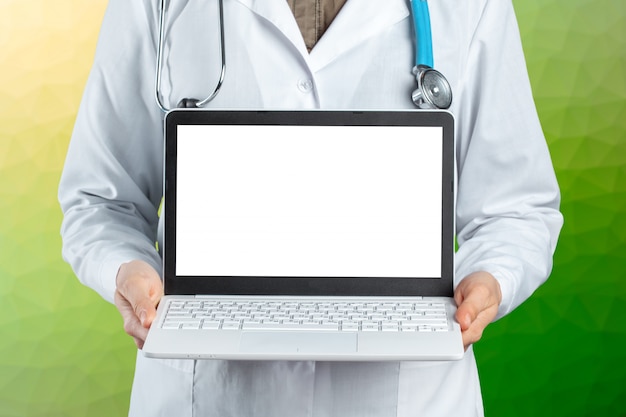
(460, 310), (493, 349)
(117, 261), (163, 326)
(114, 290), (150, 348)
(135, 297), (158, 328)
(120, 283), (159, 329)
(457, 290), (500, 349)
(454, 273), (502, 349)
(455, 285), (488, 330)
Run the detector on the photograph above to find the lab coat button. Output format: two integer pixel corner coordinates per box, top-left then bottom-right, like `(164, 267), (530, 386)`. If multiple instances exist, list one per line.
(297, 79), (313, 93)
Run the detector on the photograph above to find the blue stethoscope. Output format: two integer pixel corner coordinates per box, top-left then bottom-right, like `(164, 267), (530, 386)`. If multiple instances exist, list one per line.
(155, 0), (452, 112)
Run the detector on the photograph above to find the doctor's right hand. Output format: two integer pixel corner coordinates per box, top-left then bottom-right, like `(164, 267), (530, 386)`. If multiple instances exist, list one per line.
(114, 260), (164, 349)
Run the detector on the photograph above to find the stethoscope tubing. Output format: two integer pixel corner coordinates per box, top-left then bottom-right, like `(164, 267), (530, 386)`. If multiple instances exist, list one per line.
(155, 0), (226, 112)
(411, 0), (434, 68)
(154, 0), (450, 110)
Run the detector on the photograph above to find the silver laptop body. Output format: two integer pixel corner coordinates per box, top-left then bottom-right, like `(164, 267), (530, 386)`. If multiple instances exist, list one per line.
(142, 110), (463, 361)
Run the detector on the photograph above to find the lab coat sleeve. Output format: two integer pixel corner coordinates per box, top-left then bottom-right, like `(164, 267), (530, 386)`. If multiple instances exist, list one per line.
(59, 0), (163, 303)
(453, 0), (563, 319)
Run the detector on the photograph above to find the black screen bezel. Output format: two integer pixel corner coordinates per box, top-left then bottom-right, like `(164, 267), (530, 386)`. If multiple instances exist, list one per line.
(163, 110), (455, 297)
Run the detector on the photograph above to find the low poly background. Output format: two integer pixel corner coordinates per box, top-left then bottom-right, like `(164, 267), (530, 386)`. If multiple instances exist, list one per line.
(0, 1), (624, 416)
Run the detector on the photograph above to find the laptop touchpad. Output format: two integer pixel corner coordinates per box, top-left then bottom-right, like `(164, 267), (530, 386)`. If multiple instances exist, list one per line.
(239, 332), (357, 354)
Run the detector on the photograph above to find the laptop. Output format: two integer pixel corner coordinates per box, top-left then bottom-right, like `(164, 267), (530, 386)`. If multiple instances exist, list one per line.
(142, 109), (463, 361)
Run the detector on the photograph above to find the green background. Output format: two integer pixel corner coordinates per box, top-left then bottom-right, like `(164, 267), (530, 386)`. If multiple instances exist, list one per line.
(1, 0), (624, 415)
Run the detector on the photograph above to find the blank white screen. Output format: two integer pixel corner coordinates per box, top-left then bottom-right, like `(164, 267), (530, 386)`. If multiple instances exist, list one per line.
(175, 125), (442, 278)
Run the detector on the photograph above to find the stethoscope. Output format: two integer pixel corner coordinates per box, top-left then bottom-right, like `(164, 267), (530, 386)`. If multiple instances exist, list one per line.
(155, 0), (452, 112)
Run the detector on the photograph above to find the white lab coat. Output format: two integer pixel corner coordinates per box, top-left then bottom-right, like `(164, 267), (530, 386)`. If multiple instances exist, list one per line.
(59, 0), (563, 416)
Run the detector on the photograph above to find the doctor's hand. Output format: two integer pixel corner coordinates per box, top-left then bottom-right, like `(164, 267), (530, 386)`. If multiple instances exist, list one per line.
(454, 271), (502, 350)
(114, 260), (164, 349)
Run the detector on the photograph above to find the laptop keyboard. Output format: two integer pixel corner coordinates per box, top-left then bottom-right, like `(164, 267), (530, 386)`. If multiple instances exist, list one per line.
(160, 299), (450, 332)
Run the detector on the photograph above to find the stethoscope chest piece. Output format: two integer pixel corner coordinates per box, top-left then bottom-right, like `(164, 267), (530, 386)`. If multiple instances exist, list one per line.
(412, 65), (453, 110)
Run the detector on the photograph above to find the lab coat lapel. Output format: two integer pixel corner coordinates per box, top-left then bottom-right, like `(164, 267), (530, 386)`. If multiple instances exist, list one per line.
(309, 0), (410, 72)
(233, 0), (308, 54)
(233, 0), (410, 72)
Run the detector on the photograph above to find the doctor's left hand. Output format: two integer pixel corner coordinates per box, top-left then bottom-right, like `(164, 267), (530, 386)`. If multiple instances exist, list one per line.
(454, 271), (502, 350)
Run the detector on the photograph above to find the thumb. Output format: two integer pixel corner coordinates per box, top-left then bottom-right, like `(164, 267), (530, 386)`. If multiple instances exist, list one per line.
(134, 298), (158, 328)
(117, 260), (163, 327)
(454, 272), (502, 331)
(454, 274), (493, 330)
(455, 293), (480, 331)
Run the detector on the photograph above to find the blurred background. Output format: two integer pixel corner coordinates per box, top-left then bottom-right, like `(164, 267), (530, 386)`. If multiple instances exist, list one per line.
(0, 1), (624, 416)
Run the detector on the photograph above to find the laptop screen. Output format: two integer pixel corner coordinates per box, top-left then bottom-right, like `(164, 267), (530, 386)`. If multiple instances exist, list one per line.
(164, 110), (455, 297)
(176, 125), (442, 278)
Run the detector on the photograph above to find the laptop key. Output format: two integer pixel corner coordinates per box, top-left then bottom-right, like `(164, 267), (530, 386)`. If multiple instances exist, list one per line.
(381, 323), (400, 332)
(340, 322), (359, 332)
(241, 321), (339, 331)
(361, 322), (380, 332)
(201, 321), (221, 330)
(221, 320), (242, 330)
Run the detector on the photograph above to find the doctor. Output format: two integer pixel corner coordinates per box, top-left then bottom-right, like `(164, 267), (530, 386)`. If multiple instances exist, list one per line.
(59, 0), (562, 416)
